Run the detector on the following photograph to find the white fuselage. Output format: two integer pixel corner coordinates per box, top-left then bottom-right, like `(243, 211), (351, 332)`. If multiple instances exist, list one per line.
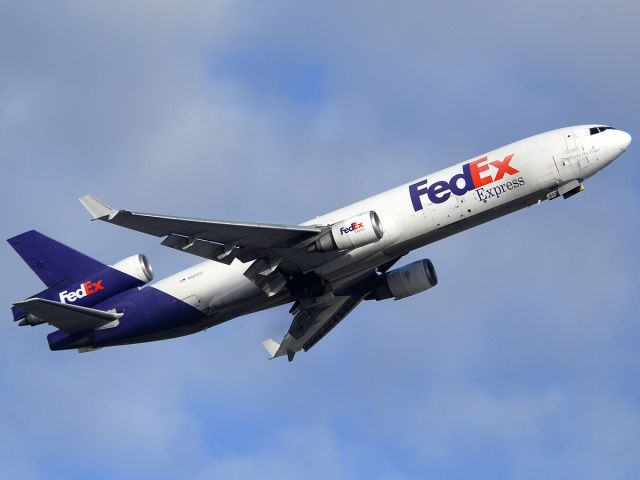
(150, 125), (630, 329)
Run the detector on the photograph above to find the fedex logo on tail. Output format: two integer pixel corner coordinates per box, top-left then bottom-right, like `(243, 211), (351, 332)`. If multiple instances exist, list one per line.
(59, 280), (104, 304)
(340, 222), (364, 235)
(409, 155), (520, 211)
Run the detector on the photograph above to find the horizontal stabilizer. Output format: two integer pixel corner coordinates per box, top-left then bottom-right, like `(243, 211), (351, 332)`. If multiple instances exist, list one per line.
(14, 298), (122, 334)
(261, 338), (281, 359)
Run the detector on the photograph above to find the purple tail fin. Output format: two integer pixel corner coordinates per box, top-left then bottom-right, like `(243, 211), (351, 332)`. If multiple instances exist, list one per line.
(7, 230), (106, 287)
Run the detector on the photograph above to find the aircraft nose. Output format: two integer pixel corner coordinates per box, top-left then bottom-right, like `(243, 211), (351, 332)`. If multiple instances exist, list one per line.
(618, 130), (632, 151)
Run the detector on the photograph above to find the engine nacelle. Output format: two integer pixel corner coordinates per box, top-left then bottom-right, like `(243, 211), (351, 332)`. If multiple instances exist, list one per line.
(312, 211), (384, 252)
(366, 259), (438, 301)
(110, 254), (154, 283)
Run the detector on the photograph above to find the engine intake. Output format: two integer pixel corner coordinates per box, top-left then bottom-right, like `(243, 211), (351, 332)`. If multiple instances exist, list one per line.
(312, 211), (384, 252)
(366, 259), (438, 301)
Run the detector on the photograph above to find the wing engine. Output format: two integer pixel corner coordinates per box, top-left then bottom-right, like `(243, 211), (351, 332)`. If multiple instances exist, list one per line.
(366, 259), (438, 300)
(309, 211), (384, 252)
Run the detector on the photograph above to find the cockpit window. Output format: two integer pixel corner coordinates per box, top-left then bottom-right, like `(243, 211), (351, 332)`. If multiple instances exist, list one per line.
(589, 126), (616, 135)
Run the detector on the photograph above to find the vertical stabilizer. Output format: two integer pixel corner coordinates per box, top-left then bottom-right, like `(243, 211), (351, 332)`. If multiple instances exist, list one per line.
(7, 230), (106, 288)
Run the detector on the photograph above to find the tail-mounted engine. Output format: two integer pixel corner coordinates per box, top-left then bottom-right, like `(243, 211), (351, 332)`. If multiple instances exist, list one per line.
(366, 259), (438, 301)
(311, 211), (384, 252)
(110, 254), (154, 283)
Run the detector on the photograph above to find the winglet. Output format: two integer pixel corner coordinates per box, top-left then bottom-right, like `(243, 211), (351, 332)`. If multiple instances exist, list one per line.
(79, 195), (116, 220)
(261, 338), (281, 359)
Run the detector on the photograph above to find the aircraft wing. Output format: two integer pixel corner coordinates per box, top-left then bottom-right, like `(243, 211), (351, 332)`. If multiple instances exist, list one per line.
(262, 293), (365, 361)
(79, 195), (381, 299)
(14, 298), (122, 334)
(79, 195), (348, 297)
(80, 195), (322, 263)
(260, 257), (402, 360)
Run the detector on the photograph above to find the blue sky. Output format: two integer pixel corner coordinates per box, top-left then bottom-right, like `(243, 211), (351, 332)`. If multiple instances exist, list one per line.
(1, 1), (639, 478)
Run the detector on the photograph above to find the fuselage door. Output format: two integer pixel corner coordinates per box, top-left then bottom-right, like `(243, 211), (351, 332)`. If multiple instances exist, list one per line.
(553, 131), (583, 182)
(564, 131), (577, 151)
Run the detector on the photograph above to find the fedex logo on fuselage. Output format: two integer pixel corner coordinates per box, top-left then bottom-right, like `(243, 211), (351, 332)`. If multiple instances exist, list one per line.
(340, 222), (364, 235)
(59, 280), (104, 304)
(409, 154), (518, 211)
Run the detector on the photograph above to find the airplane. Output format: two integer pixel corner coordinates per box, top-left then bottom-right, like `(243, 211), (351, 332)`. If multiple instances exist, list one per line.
(8, 125), (631, 361)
